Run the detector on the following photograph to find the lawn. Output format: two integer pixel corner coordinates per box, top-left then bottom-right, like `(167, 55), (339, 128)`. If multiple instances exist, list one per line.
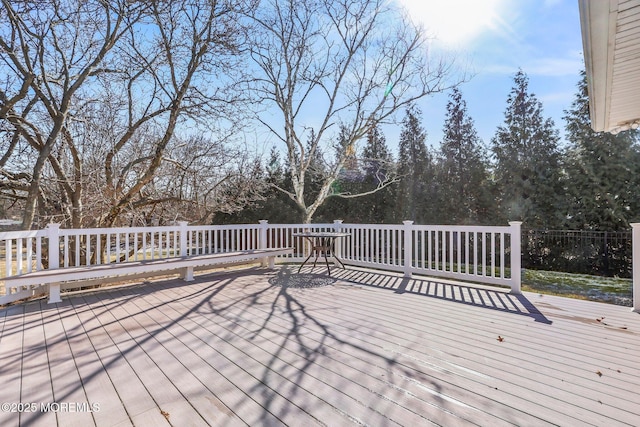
(522, 269), (632, 306)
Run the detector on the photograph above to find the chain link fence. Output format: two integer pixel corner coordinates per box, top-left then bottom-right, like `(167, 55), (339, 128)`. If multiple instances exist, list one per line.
(522, 229), (632, 278)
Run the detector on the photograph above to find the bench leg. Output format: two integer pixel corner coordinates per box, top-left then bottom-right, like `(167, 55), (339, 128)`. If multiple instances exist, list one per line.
(268, 256), (275, 269)
(182, 266), (194, 281)
(48, 283), (62, 304)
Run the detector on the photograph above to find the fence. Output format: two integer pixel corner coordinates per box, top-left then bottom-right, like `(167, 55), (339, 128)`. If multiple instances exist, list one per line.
(0, 221), (522, 305)
(522, 229), (632, 278)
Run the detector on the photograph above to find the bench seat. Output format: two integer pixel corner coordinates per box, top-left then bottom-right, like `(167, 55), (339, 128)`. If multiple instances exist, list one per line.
(3, 247), (293, 304)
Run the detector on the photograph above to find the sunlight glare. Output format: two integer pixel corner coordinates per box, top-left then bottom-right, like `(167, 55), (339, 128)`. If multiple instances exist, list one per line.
(397, 0), (504, 47)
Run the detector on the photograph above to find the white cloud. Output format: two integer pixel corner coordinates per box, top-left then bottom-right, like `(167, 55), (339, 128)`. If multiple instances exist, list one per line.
(397, 0), (507, 47)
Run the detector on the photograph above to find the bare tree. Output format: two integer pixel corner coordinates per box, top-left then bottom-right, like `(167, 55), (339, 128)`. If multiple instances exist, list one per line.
(0, 0), (148, 228)
(96, 0), (255, 227)
(107, 134), (266, 226)
(247, 0), (459, 223)
(0, 0), (257, 229)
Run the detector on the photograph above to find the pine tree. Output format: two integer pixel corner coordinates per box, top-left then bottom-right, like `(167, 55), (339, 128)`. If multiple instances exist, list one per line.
(357, 126), (396, 223)
(316, 126), (361, 222)
(212, 147), (301, 224)
(437, 88), (492, 224)
(491, 70), (563, 228)
(563, 70), (640, 230)
(302, 129), (327, 207)
(316, 126), (396, 223)
(396, 106), (435, 223)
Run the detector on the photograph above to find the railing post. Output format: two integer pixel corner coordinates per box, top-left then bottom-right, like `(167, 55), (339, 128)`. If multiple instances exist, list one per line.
(179, 221), (189, 257)
(333, 220), (344, 262)
(46, 223), (62, 304)
(259, 220), (269, 267)
(403, 220), (414, 278)
(178, 221), (194, 280)
(509, 221), (522, 294)
(631, 223), (640, 312)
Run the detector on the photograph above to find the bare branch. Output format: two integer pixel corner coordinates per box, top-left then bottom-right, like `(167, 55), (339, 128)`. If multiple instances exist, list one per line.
(247, 0), (460, 222)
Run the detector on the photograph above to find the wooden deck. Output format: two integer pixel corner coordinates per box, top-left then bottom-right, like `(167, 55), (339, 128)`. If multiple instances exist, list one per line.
(1, 265), (639, 426)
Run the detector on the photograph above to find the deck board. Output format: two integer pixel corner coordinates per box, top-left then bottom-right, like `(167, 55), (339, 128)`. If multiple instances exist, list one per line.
(119, 287), (347, 426)
(288, 283), (637, 425)
(18, 302), (57, 426)
(139, 284), (459, 426)
(0, 305), (27, 427)
(1, 266), (639, 426)
(99, 288), (261, 427)
(182, 275), (578, 426)
(86, 292), (210, 426)
(160, 284), (517, 427)
(70, 294), (169, 427)
(43, 300), (96, 427)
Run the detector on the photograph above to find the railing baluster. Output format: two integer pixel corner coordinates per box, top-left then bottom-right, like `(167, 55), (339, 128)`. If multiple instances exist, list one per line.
(457, 231), (461, 273)
(465, 232), (470, 275)
(115, 233), (121, 263)
(373, 228), (378, 264)
(63, 235), (69, 268)
(16, 239), (23, 275)
(125, 233), (130, 262)
(449, 230), (454, 272)
(5, 239), (12, 277)
(96, 233), (102, 265)
(491, 232), (496, 277)
(26, 237), (33, 273)
(36, 237), (42, 270)
(86, 234), (91, 266)
(500, 232), (505, 278)
(106, 233), (111, 263)
(482, 232), (487, 276)
(435, 231), (440, 271)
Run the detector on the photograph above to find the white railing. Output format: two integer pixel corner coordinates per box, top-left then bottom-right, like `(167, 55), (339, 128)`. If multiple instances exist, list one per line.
(333, 221), (522, 291)
(0, 222), (267, 304)
(0, 220), (522, 305)
(188, 220), (522, 292)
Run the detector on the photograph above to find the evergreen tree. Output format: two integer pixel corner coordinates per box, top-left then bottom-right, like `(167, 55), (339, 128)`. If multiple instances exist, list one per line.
(212, 147), (301, 224)
(316, 126), (396, 223)
(262, 147), (303, 223)
(395, 106), (436, 223)
(491, 70), (563, 228)
(359, 126), (396, 223)
(316, 126), (361, 222)
(437, 88), (493, 224)
(563, 70), (640, 230)
(302, 129), (328, 209)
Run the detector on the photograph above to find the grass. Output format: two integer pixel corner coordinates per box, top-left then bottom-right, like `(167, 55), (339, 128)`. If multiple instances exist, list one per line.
(523, 269), (632, 306)
(422, 262), (633, 307)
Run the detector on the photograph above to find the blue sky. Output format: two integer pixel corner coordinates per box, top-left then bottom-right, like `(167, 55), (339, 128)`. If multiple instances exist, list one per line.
(400, 0), (584, 148)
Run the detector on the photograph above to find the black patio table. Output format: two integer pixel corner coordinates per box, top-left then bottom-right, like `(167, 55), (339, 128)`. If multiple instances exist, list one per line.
(293, 231), (350, 276)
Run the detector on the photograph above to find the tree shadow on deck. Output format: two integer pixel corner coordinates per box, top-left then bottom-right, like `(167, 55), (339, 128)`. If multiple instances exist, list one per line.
(330, 267), (552, 325)
(0, 266), (530, 426)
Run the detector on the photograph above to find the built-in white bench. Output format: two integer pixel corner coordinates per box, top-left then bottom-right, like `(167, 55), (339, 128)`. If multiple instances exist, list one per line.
(3, 248), (293, 304)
